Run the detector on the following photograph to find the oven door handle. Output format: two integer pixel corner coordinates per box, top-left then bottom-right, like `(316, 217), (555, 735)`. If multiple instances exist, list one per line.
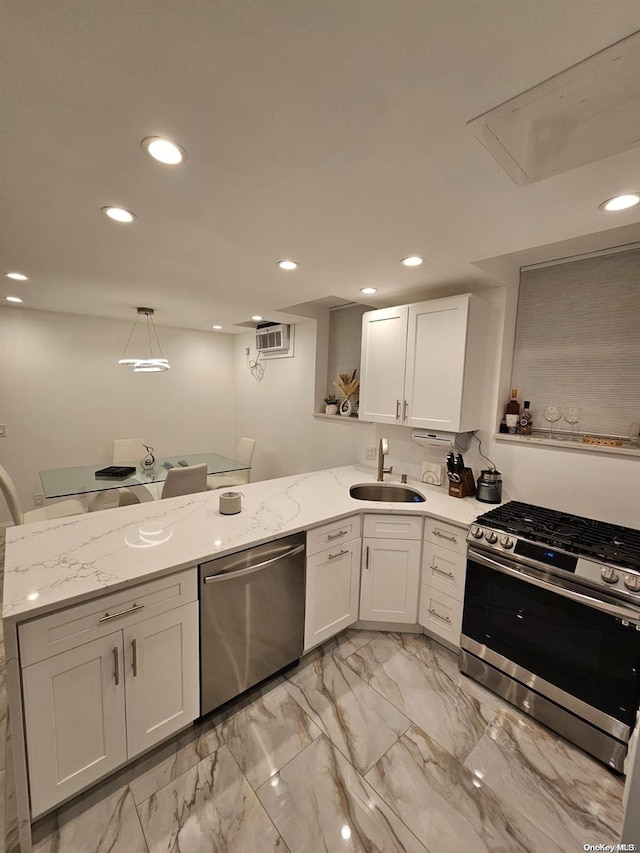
(468, 548), (640, 626)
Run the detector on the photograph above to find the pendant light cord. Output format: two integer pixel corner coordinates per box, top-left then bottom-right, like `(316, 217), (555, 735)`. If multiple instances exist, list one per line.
(119, 312), (142, 361)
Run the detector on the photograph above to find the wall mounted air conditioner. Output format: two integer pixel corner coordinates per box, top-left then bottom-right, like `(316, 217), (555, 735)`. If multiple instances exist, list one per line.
(256, 323), (291, 353)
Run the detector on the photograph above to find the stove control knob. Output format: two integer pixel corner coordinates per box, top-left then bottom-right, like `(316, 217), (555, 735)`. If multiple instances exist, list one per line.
(470, 526), (484, 539)
(601, 567), (619, 585)
(485, 531), (498, 544)
(623, 574), (640, 592)
(500, 536), (514, 549)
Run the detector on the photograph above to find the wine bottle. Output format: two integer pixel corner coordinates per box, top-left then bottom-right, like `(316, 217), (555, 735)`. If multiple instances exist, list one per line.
(518, 401), (533, 435)
(505, 389), (520, 434)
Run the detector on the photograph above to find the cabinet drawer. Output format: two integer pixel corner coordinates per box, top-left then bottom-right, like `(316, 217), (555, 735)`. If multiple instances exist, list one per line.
(419, 585), (463, 647)
(306, 514), (362, 556)
(422, 544), (466, 601)
(426, 518), (467, 554)
(363, 514), (423, 541)
(19, 567), (197, 667)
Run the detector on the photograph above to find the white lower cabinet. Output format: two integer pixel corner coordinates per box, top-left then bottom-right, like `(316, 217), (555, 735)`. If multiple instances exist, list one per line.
(305, 515), (361, 651)
(304, 540), (361, 650)
(124, 603), (199, 756)
(360, 515), (423, 624)
(419, 518), (467, 647)
(22, 631), (128, 817)
(20, 570), (199, 817)
(419, 586), (463, 645)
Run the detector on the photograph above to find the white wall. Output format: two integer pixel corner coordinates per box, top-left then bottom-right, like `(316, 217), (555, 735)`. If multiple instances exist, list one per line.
(0, 307), (236, 523)
(232, 321), (366, 481)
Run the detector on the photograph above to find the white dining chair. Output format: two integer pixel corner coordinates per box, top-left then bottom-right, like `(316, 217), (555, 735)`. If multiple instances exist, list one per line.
(161, 464), (208, 499)
(207, 438), (256, 490)
(0, 464), (86, 526)
(89, 438), (156, 512)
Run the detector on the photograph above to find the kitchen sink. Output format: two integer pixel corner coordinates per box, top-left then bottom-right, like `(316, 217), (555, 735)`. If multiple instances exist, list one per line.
(349, 483), (426, 502)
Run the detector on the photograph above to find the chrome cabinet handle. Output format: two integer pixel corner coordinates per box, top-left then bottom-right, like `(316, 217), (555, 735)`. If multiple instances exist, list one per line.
(433, 530), (458, 543)
(428, 608), (451, 624)
(365, 545), (370, 571)
(403, 400), (408, 421)
(327, 530), (348, 540)
(395, 400), (400, 421)
(131, 639), (138, 677)
(328, 549), (349, 560)
(204, 543), (305, 584)
(432, 565), (455, 578)
(113, 647), (120, 685)
(99, 603), (145, 623)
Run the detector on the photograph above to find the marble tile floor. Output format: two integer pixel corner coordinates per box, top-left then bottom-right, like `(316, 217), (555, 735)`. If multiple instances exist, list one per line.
(0, 531), (626, 853)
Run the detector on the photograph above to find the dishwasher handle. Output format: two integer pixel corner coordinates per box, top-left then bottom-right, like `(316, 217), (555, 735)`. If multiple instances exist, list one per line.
(203, 543), (305, 584)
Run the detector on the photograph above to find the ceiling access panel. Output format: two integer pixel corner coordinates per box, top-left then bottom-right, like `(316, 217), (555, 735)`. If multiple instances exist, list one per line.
(467, 30), (640, 186)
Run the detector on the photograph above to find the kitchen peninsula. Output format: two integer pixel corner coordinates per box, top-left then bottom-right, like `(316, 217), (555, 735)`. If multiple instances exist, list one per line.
(3, 465), (482, 851)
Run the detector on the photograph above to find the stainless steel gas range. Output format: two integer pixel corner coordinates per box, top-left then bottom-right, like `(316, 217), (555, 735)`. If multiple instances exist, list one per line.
(461, 501), (640, 772)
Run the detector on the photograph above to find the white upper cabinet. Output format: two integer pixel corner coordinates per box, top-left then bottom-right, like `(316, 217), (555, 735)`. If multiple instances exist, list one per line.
(359, 305), (409, 424)
(359, 294), (489, 433)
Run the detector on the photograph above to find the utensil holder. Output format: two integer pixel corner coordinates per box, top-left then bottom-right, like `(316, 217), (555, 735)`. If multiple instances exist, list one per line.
(448, 468), (476, 498)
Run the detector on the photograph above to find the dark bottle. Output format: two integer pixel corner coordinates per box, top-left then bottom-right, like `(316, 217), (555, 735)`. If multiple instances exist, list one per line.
(505, 389), (520, 434)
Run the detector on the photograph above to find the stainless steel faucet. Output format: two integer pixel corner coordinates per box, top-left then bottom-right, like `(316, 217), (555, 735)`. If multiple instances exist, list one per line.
(376, 437), (393, 482)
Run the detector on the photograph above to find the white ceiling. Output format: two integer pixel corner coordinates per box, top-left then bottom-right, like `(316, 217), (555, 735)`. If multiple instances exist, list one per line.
(3, 1), (640, 333)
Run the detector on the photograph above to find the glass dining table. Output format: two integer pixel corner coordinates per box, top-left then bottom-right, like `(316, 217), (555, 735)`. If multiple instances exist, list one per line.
(39, 452), (250, 499)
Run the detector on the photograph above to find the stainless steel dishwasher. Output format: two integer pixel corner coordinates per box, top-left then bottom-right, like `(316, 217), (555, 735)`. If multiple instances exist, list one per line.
(199, 532), (306, 715)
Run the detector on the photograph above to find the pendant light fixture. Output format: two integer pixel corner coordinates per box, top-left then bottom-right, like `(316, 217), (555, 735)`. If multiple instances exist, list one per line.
(118, 308), (171, 372)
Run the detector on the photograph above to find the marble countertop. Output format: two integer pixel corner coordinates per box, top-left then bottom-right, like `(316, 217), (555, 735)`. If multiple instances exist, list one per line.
(3, 465), (489, 623)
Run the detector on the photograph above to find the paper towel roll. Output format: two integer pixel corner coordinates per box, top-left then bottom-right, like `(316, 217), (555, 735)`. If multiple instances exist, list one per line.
(219, 491), (242, 515)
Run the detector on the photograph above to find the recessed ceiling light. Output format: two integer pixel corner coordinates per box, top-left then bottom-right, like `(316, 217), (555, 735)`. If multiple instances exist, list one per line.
(212, 325), (222, 330)
(4, 272), (28, 281)
(251, 315), (263, 321)
(360, 287), (377, 295)
(277, 260), (298, 270)
(401, 256), (423, 267)
(6, 296), (23, 303)
(599, 193), (640, 211)
(141, 137), (186, 165)
(102, 206), (136, 223)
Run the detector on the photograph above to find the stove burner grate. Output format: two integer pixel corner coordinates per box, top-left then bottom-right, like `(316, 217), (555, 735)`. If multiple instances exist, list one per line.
(475, 501), (640, 570)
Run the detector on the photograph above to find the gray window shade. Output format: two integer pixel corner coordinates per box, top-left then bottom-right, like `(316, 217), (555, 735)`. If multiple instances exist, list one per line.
(512, 247), (640, 437)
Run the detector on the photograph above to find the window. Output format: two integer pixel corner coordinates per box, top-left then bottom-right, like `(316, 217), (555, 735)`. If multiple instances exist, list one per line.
(511, 246), (640, 439)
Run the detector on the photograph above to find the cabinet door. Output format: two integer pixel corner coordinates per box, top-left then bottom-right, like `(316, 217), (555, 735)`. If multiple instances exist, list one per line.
(124, 602), (200, 758)
(304, 540), (361, 651)
(22, 633), (127, 818)
(360, 538), (421, 623)
(359, 305), (409, 424)
(404, 296), (469, 431)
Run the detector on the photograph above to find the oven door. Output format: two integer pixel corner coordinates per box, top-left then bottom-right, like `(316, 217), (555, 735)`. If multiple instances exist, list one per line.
(462, 547), (640, 733)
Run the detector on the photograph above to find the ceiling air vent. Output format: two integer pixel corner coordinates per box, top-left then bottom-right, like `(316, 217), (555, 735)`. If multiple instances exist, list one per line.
(256, 322), (290, 353)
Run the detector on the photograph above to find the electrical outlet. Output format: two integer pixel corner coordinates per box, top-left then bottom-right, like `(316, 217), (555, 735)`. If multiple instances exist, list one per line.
(364, 446), (377, 461)
(0, 424), (6, 437)
(33, 493), (44, 507)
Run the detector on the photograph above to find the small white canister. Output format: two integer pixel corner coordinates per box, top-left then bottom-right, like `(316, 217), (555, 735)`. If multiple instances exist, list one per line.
(219, 491), (242, 515)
